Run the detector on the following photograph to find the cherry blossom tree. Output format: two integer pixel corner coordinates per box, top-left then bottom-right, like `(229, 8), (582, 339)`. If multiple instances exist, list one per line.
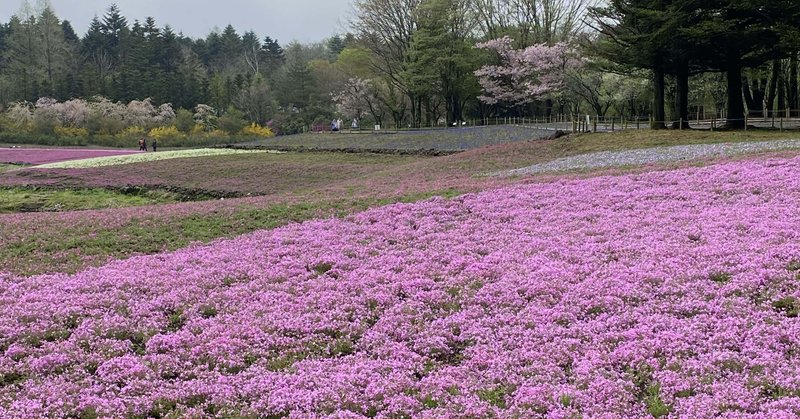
(154, 103), (176, 125)
(5, 102), (33, 130)
(193, 104), (217, 131)
(32, 97), (60, 132)
(474, 36), (583, 107)
(332, 78), (385, 126)
(89, 96), (127, 121)
(55, 99), (91, 127)
(126, 98), (158, 127)
(124, 98), (175, 127)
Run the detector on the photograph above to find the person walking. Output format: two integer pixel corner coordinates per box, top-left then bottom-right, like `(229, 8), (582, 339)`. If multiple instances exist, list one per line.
(151, 137), (158, 152)
(138, 137), (146, 151)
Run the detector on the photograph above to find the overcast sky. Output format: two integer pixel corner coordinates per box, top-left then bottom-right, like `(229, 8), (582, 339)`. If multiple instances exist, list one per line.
(0, 0), (355, 43)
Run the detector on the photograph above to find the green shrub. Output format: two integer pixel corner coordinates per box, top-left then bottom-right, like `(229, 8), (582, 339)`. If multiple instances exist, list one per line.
(175, 109), (195, 133)
(217, 108), (247, 134)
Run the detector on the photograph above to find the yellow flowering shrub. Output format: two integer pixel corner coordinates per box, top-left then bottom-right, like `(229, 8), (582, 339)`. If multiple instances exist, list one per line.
(241, 123), (275, 138)
(203, 129), (228, 138)
(54, 126), (89, 137)
(115, 126), (145, 139)
(148, 125), (183, 140)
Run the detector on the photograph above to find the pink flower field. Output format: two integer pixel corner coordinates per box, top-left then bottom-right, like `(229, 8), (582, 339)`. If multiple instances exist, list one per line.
(0, 148), (139, 165)
(2, 156), (800, 417)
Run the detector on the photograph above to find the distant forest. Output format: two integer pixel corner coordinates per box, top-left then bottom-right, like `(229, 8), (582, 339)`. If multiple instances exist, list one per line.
(1, 0), (799, 135)
(0, 2), (327, 131)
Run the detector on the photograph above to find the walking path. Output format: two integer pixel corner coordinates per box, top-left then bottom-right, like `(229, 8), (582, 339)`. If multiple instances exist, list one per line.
(493, 138), (800, 177)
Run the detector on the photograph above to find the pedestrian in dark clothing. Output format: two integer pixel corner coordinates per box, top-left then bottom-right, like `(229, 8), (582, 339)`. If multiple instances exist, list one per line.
(151, 138), (157, 152)
(138, 138), (145, 151)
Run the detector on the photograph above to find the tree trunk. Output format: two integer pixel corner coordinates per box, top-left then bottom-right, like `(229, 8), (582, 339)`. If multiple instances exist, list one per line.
(424, 98), (432, 127)
(790, 52), (798, 116)
(778, 67), (786, 112)
(742, 75), (755, 113)
(671, 67), (690, 129)
(743, 72), (767, 117)
(766, 59), (780, 117)
(652, 68), (666, 129)
(450, 96), (462, 125)
(726, 62), (746, 129)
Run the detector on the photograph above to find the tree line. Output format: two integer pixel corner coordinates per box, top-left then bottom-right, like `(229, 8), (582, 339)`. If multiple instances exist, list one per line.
(1, 0), (799, 136)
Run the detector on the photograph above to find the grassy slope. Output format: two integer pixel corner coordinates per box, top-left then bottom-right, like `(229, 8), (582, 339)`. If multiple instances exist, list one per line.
(0, 188), (181, 213)
(0, 153), (424, 195)
(241, 125), (550, 151)
(2, 129), (798, 276)
(0, 163), (22, 173)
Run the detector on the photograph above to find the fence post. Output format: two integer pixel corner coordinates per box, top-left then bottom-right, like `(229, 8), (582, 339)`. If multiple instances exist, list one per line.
(572, 116), (577, 133)
(744, 115), (748, 131)
(780, 117), (783, 132)
(636, 117), (640, 130)
(611, 117), (615, 132)
(679, 118), (683, 130)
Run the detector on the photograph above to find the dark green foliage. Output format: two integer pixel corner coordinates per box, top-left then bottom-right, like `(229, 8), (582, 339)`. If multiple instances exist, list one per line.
(590, 0), (800, 129)
(217, 107), (248, 134)
(175, 108), (195, 132)
(166, 308), (186, 332)
(709, 271), (731, 284)
(477, 384), (515, 408)
(0, 5), (308, 125)
(199, 305), (218, 318)
(312, 262), (333, 275)
(787, 260), (800, 272)
(327, 35), (346, 58)
(773, 296), (799, 318)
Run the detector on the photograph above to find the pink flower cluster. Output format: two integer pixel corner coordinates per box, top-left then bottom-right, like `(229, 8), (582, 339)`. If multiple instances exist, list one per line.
(0, 148), (138, 166)
(3, 156), (800, 417)
(474, 36), (582, 106)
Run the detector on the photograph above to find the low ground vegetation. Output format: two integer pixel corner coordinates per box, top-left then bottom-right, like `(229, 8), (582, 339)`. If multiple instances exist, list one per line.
(0, 188), (180, 213)
(1, 130), (798, 276)
(2, 155), (800, 417)
(2, 130), (800, 416)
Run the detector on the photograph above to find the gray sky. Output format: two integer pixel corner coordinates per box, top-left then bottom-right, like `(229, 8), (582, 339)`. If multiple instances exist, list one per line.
(1, 0), (355, 43)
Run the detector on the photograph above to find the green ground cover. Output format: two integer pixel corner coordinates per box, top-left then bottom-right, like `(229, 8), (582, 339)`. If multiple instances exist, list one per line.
(0, 188), (181, 213)
(242, 125), (798, 152)
(0, 163), (21, 173)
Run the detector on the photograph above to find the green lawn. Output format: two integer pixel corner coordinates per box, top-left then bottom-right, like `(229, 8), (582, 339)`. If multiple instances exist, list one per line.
(0, 163), (22, 174)
(0, 187), (181, 213)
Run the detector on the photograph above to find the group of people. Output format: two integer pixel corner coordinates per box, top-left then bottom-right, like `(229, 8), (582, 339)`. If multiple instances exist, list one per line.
(137, 137), (157, 152)
(331, 118), (359, 132)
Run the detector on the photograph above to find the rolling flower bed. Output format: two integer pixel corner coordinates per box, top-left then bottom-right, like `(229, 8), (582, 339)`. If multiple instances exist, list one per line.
(0, 148), (139, 165)
(3, 157), (800, 417)
(34, 148), (282, 169)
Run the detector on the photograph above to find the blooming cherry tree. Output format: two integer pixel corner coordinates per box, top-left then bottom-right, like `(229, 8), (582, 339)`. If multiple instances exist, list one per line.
(55, 99), (91, 127)
(332, 78), (377, 121)
(5, 102), (33, 129)
(474, 36), (583, 106)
